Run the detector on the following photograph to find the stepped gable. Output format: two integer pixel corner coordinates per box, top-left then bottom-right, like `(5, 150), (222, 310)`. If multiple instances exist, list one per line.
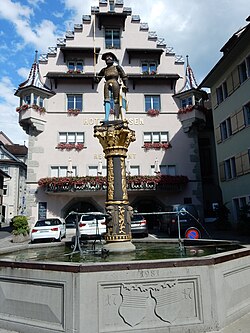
(39, 0), (183, 65)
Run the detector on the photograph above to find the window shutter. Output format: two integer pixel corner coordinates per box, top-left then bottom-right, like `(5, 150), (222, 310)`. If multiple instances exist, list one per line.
(232, 67), (240, 90)
(211, 89), (218, 108)
(236, 108), (245, 131)
(242, 151), (250, 174)
(219, 162), (225, 182)
(235, 153), (243, 176)
(226, 73), (234, 95)
(231, 113), (238, 134)
(215, 126), (222, 144)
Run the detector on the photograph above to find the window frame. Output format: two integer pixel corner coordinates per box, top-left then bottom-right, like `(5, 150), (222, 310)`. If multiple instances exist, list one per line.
(243, 102), (250, 126)
(141, 60), (157, 74)
(143, 131), (169, 143)
(59, 132), (85, 144)
(67, 60), (84, 72)
(67, 94), (83, 111)
(224, 157), (236, 180)
(144, 95), (161, 112)
(105, 28), (121, 49)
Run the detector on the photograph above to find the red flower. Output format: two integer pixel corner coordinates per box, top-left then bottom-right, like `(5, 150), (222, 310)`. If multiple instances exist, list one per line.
(56, 143), (84, 151)
(147, 109), (160, 117)
(143, 142), (171, 150)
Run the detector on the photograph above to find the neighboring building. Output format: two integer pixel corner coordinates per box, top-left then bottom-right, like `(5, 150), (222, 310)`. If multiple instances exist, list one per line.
(0, 132), (27, 223)
(0, 169), (11, 226)
(15, 0), (209, 227)
(200, 16), (250, 224)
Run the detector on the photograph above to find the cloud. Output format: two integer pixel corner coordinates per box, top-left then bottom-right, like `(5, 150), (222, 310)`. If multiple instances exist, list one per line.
(0, 0), (58, 53)
(17, 67), (30, 80)
(27, 0), (45, 8)
(0, 76), (27, 144)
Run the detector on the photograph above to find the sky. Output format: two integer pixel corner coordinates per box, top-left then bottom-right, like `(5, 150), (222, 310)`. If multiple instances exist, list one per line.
(0, 0), (249, 145)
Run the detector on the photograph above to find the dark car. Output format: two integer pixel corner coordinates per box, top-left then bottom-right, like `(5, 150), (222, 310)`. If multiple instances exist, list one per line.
(160, 204), (201, 237)
(131, 214), (148, 238)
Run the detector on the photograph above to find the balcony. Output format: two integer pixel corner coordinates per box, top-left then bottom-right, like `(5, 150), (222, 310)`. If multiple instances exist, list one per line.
(38, 175), (189, 194)
(178, 105), (207, 133)
(17, 104), (46, 135)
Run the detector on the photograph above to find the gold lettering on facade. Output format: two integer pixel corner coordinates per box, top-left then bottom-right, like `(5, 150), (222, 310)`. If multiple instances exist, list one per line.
(84, 118), (144, 126)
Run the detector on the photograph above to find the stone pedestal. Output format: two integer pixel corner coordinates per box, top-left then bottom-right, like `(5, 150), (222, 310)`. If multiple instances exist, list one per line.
(94, 120), (136, 252)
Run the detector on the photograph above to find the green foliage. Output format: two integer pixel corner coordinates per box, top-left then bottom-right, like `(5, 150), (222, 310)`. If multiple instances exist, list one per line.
(237, 204), (250, 235)
(12, 216), (30, 236)
(215, 204), (231, 231)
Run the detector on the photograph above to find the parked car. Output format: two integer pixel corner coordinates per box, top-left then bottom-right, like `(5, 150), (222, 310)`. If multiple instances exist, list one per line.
(160, 204), (201, 237)
(31, 218), (66, 243)
(131, 214), (148, 238)
(78, 212), (107, 239)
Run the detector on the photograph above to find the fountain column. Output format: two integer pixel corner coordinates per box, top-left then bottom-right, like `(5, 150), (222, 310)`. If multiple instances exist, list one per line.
(94, 120), (136, 252)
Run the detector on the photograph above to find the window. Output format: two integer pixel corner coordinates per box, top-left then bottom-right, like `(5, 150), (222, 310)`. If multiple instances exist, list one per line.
(150, 165), (176, 175)
(34, 94), (38, 105)
(181, 97), (193, 109)
(238, 60), (247, 83)
(33, 95), (44, 107)
(224, 157), (236, 180)
(3, 184), (7, 196)
(109, 0), (115, 11)
(23, 94), (31, 105)
(39, 96), (44, 107)
(247, 56), (250, 78)
(145, 95), (160, 111)
(216, 81), (228, 105)
(143, 131), (169, 143)
(51, 166), (67, 177)
(141, 61), (157, 74)
(243, 102), (250, 126)
(220, 117), (232, 141)
(51, 166), (77, 177)
(105, 29), (120, 49)
(59, 132), (84, 144)
(68, 61), (83, 72)
(67, 94), (83, 111)
(88, 166), (98, 176)
(130, 166), (140, 176)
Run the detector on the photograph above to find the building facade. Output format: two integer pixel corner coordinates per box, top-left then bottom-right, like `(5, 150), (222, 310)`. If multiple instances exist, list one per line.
(0, 132), (27, 224)
(201, 16), (250, 224)
(15, 0), (209, 227)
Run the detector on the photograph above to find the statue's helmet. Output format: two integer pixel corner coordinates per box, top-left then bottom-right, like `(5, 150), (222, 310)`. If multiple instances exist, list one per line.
(102, 52), (118, 63)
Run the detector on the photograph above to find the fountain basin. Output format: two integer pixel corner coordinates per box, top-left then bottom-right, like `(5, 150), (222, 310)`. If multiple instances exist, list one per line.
(0, 239), (250, 333)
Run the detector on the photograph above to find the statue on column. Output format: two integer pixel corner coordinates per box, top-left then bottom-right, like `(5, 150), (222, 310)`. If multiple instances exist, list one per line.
(95, 52), (128, 122)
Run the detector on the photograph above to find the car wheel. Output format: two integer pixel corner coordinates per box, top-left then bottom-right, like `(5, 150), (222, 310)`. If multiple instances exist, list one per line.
(57, 233), (62, 242)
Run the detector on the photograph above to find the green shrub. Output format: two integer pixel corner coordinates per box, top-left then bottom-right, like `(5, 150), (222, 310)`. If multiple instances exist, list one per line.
(237, 204), (250, 235)
(12, 216), (30, 236)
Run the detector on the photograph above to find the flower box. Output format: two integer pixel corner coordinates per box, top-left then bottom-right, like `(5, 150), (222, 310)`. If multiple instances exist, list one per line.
(67, 69), (82, 74)
(38, 175), (189, 192)
(16, 104), (46, 114)
(67, 109), (80, 116)
(143, 142), (171, 150)
(56, 143), (85, 151)
(146, 109), (160, 117)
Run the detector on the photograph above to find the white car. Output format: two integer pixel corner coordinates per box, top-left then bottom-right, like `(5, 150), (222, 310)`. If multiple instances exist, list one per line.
(79, 213), (106, 238)
(31, 218), (66, 243)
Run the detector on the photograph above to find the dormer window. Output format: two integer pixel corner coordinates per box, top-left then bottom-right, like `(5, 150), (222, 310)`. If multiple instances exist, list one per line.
(105, 28), (120, 49)
(142, 61), (157, 74)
